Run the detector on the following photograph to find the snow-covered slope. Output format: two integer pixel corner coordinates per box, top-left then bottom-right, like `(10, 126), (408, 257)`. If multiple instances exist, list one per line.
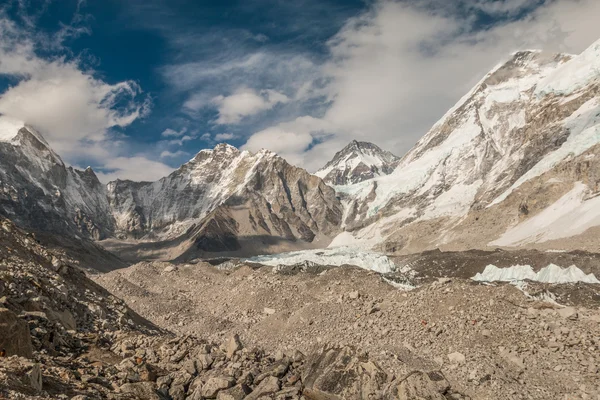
(107, 143), (343, 258)
(0, 118), (113, 239)
(332, 38), (600, 254)
(0, 121), (342, 260)
(315, 140), (399, 185)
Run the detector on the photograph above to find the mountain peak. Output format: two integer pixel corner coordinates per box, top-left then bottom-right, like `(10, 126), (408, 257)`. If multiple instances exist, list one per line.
(0, 116), (25, 143)
(315, 140), (400, 185)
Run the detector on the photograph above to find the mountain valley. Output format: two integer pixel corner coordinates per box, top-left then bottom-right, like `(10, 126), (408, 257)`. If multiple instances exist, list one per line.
(1, 35), (600, 400)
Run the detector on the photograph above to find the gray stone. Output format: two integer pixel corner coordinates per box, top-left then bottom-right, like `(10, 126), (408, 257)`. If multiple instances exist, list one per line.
(447, 352), (466, 365)
(226, 334), (243, 359)
(245, 376), (281, 400)
(557, 307), (578, 320)
(202, 376), (236, 398)
(27, 364), (42, 392)
(0, 307), (33, 358)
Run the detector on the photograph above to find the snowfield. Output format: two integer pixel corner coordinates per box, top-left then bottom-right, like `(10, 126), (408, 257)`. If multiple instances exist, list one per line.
(472, 264), (600, 284)
(245, 246), (397, 274)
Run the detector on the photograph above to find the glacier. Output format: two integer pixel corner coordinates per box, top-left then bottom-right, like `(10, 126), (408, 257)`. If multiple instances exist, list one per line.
(472, 264), (600, 284)
(245, 246), (397, 274)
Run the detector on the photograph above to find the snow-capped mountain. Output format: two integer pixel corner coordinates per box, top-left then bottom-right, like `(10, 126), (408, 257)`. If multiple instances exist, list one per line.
(0, 120), (343, 261)
(3, 38), (600, 263)
(107, 144), (342, 259)
(315, 140), (399, 185)
(332, 38), (600, 254)
(0, 118), (113, 240)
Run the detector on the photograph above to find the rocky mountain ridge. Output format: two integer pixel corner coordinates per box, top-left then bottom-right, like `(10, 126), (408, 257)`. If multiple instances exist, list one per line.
(0, 124), (343, 263)
(330, 38), (600, 254)
(315, 140), (400, 185)
(3, 39), (600, 263)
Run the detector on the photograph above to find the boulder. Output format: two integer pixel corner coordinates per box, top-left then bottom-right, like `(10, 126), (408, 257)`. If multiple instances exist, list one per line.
(245, 376), (280, 400)
(202, 376), (236, 398)
(556, 307), (578, 320)
(447, 352), (466, 365)
(119, 382), (162, 399)
(0, 307), (33, 358)
(385, 371), (450, 400)
(27, 363), (42, 392)
(226, 334), (243, 359)
(216, 384), (251, 400)
(302, 346), (387, 399)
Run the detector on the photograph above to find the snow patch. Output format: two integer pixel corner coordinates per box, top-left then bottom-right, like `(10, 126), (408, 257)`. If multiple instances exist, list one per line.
(536, 39), (600, 96)
(472, 264), (599, 284)
(245, 247), (397, 274)
(491, 182), (600, 246)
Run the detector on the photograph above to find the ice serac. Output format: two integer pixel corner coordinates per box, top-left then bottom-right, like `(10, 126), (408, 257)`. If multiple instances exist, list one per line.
(0, 120), (113, 240)
(315, 140), (400, 185)
(333, 38), (600, 254)
(106, 144), (343, 260)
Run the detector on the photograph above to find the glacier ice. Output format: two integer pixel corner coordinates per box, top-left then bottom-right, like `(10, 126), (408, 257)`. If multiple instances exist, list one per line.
(245, 246), (397, 274)
(472, 264), (600, 284)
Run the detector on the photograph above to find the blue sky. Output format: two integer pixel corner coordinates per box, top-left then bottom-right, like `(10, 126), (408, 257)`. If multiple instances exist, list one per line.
(1, 0), (600, 181)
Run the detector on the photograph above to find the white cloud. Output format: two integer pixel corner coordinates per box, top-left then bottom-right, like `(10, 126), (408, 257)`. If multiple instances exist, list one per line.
(0, 12), (166, 181)
(241, 0), (600, 171)
(161, 127), (187, 137)
(160, 150), (188, 159)
(214, 132), (238, 141)
(241, 116), (336, 166)
(95, 156), (175, 182)
(211, 88), (289, 124)
(166, 135), (195, 146)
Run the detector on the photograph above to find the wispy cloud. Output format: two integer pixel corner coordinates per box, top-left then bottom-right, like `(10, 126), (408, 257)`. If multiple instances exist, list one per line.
(210, 88), (289, 124)
(161, 127), (188, 137)
(0, 5), (172, 182)
(214, 132), (238, 141)
(241, 0), (600, 171)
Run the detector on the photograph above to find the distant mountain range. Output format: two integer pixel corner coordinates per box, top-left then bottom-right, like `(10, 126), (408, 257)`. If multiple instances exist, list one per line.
(2, 38), (600, 268)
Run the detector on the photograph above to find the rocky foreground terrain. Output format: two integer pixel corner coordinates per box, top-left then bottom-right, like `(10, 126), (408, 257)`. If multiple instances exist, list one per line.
(1, 213), (598, 399)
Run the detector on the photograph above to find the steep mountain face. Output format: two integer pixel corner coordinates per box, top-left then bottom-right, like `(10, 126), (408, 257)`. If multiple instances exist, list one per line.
(315, 140), (400, 185)
(105, 144), (343, 259)
(0, 119), (113, 240)
(332, 39), (600, 254)
(0, 121), (342, 263)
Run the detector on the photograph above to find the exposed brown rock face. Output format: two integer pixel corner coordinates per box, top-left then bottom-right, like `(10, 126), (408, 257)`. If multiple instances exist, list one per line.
(0, 308), (33, 358)
(0, 127), (342, 264)
(105, 145), (343, 260)
(0, 128), (114, 240)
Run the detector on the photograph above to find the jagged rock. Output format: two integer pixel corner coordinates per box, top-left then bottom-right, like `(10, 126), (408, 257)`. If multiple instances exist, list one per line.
(120, 382), (163, 399)
(26, 363), (42, 392)
(302, 346), (387, 399)
(197, 353), (214, 370)
(384, 371), (451, 400)
(0, 307), (33, 358)
(245, 376), (281, 400)
(226, 334), (243, 359)
(202, 376), (236, 398)
(216, 384), (250, 400)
